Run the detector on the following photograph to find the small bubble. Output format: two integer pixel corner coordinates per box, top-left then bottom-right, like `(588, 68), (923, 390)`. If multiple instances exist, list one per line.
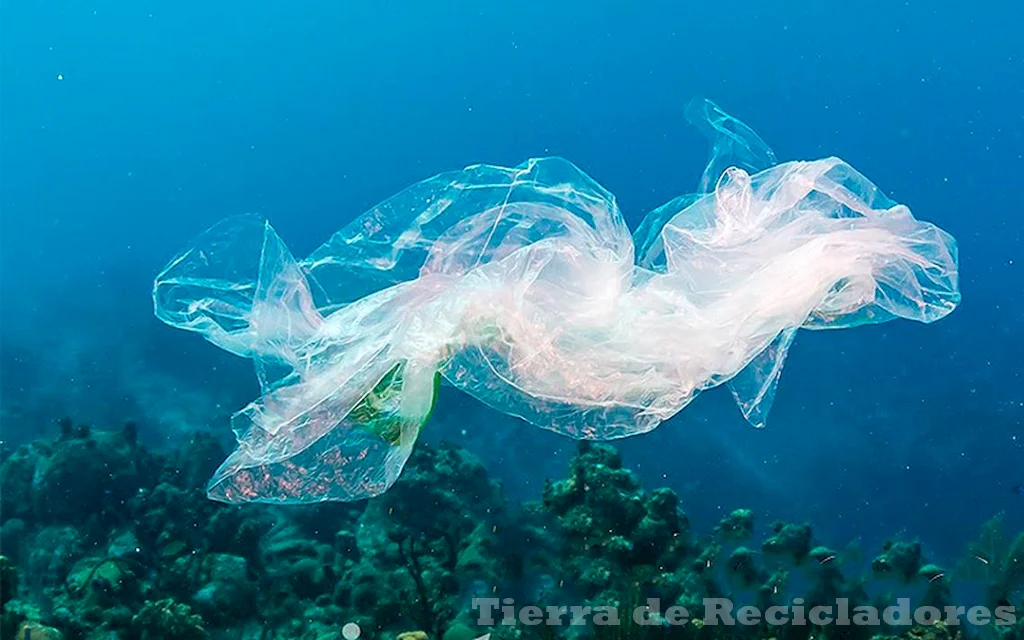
(342, 623), (361, 640)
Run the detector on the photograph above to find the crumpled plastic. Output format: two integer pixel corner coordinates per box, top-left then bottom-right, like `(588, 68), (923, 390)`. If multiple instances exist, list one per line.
(154, 99), (960, 503)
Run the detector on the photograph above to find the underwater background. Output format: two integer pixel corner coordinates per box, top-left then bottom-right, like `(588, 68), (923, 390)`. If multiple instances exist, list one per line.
(1, 1), (1022, 639)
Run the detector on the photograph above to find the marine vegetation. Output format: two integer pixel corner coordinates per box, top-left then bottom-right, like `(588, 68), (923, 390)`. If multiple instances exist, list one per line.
(0, 419), (1019, 640)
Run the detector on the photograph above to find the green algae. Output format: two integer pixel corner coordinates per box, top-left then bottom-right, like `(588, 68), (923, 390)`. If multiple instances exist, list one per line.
(350, 361), (442, 446)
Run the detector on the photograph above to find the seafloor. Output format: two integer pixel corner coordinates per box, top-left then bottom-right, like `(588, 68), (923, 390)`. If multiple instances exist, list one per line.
(0, 418), (1020, 640)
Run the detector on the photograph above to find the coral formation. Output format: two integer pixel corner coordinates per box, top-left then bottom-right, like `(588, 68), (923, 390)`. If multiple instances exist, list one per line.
(0, 421), (1020, 640)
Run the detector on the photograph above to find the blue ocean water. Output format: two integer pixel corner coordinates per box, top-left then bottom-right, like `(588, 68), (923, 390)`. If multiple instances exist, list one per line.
(1, 0), (1021, 570)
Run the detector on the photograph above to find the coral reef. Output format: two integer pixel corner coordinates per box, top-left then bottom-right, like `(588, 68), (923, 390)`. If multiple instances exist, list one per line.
(132, 599), (205, 640)
(0, 420), (1020, 640)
